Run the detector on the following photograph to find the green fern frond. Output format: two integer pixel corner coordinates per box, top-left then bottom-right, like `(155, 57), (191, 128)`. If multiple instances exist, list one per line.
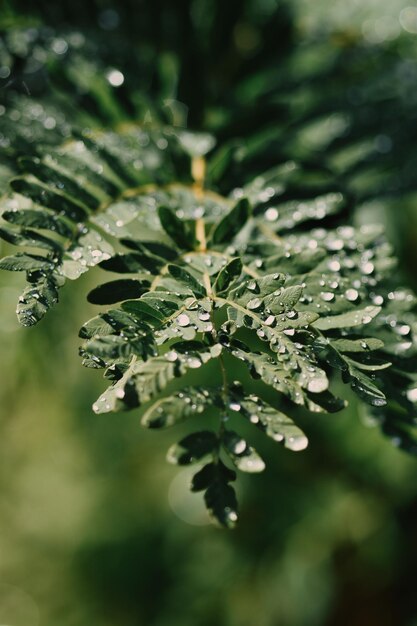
(1, 21), (417, 528)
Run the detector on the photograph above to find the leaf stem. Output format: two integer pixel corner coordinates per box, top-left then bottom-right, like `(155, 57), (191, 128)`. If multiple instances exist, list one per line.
(192, 156), (206, 198)
(258, 222), (283, 243)
(210, 308), (229, 459)
(195, 216), (229, 459)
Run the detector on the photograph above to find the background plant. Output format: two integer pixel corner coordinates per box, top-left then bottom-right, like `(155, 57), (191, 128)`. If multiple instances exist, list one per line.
(1, 0), (417, 623)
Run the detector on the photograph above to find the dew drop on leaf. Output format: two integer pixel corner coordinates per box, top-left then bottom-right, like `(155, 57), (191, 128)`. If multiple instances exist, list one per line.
(321, 291), (335, 302)
(373, 295), (384, 305)
(406, 388), (417, 403)
(247, 298), (262, 310)
(287, 434), (309, 451)
(177, 314), (191, 327)
(345, 288), (359, 302)
(233, 439), (247, 454)
(307, 377), (328, 393)
(328, 259), (341, 272)
(361, 262), (375, 275)
(265, 208), (279, 221)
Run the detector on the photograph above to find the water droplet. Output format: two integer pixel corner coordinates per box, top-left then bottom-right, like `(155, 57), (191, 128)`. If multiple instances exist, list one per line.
(106, 69), (124, 87)
(345, 288), (359, 302)
(407, 388), (417, 403)
(187, 357), (201, 369)
(233, 439), (247, 454)
(287, 434), (309, 451)
(328, 239), (344, 251)
(372, 397), (387, 407)
(307, 377), (328, 393)
(44, 116), (56, 129)
(396, 324), (411, 336)
(265, 207), (279, 221)
(177, 313), (190, 327)
(361, 261), (375, 275)
(166, 350), (178, 362)
(241, 456), (265, 472)
(321, 291), (335, 302)
(328, 259), (341, 272)
(247, 298), (262, 310)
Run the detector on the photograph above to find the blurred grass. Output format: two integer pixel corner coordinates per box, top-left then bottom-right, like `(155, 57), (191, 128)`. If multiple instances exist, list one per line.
(1, 259), (417, 626)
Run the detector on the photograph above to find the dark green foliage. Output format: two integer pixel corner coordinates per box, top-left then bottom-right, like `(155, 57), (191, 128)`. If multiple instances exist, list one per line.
(1, 14), (417, 528)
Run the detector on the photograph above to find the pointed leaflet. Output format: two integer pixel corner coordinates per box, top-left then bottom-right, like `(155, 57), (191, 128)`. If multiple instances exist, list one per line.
(189, 460), (239, 528)
(313, 306), (382, 331)
(99, 252), (162, 274)
(330, 338), (384, 353)
(2, 208), (74, 238)
(0, 225), (62, 253)
(0, 253), (55, 272)
(344, 363), (387, 407)
(228, 388), (309, 451)
(167, 264), (206, 297)
(17, 274), (62, 327)
(263, 285), (304, 314)
(10, 176), (90, 222)
(204, 470), (238, 529)
(222, 430), (266, 473)
(213, 257), (243, 294)
(312, 334), (389, 407)
(229, 340), (329, 409)
(210, 198), (251, 244)
(142, 388), (213, 428)
(191, 461), (236, 492)
(167, 431), (219, 465)
(92, 342), (222, 413)
(87, 279), (150, 304)
(158, 205), (196, 250)
(260, 192), (346, 232)
(121, 239), (177, 261)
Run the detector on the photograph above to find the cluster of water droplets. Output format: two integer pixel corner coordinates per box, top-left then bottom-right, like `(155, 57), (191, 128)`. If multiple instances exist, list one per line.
(168, 192), (229, 222)
(379, 289), (416, 353)
(227, 388), (309, 451)
(263, 192), (344, 229)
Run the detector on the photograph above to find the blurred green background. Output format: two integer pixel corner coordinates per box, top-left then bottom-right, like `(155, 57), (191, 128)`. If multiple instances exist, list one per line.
(1, 1), (417, 625)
